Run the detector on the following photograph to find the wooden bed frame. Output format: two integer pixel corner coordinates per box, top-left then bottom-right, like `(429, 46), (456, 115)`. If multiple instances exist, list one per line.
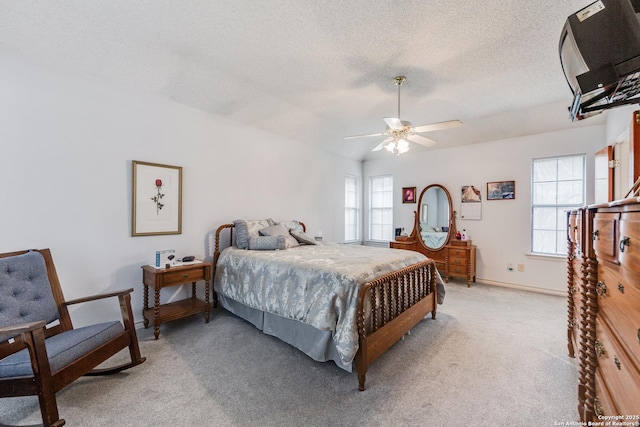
(213, 223), (438, 391)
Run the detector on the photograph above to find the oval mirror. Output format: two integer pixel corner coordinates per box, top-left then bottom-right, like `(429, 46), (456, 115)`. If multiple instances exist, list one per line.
(416, 184), (454, 250)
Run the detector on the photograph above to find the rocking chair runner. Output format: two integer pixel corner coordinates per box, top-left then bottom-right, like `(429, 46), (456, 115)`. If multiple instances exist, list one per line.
(0, 249), (146, 427)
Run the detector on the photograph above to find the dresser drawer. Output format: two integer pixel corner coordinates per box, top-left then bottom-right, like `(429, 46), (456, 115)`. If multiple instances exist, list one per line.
(597, 268), (640, 368)
(595, 317), (640, 415)
(593, 212), (620, 265)
(163, 267), (206, 285)
(449, 256), (468, 267)
(572, 252), (587, 280)
(568, 211), (578, 244)
(618, 214), (640, 271)
(448, 248), (468, 258)
(449, 264), (468, 277)
(593, 370), (618, 420)
(569, 303), (580, 356)
(570, 289), (582, 327)
(569, 210), (586, 254)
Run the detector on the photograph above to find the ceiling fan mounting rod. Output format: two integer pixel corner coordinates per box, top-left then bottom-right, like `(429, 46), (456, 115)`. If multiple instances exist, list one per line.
(394, 76), (405, 118)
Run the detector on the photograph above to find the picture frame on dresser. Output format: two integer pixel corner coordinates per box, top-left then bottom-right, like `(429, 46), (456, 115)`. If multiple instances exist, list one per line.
(132, 160), (182, 236)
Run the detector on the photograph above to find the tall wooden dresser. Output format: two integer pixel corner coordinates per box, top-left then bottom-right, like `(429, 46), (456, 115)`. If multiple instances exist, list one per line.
(567, 198), (640, 422)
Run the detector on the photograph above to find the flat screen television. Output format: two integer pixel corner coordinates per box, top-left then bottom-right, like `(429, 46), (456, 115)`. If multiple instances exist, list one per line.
(559, 0), (640, 120)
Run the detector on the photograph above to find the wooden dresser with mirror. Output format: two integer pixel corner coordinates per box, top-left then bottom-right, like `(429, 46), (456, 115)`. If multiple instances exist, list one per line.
(390, 184), (477, 286)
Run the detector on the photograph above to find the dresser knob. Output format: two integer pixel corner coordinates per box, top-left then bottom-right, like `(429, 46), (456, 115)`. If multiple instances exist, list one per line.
(619, 236), (630, 252)
(614, 356), (621, 370)
(595, 340), (606, 357)
(593, 230), (599, 240)
(596, 281), (607, 296)
(182, 273), (189, 279)
(618, 283), (625, 293)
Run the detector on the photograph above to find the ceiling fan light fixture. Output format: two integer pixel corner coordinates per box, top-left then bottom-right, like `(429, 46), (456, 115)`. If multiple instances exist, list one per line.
(384, 138), (410, 155)
(397, 138), (409, 153)
(385, 141), (396, 153)
(343, 75), (462, 155)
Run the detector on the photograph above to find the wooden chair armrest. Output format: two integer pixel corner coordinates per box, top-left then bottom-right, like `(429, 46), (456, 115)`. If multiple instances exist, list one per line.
(62, 288), (134, 306)
(0, 320), (46, 340)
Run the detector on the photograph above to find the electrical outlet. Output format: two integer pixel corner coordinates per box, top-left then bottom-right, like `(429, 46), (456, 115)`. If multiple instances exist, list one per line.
(507, 263), (513, 271)
(517, 264), (525, 272)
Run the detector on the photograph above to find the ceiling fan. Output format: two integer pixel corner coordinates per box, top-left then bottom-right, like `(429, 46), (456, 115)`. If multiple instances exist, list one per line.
(344, 76), (462, 154)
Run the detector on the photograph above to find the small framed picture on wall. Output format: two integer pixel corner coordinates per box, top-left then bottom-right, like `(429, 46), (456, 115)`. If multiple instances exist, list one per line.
(487, 180), (515, 200)
(402, 187), (416, 203)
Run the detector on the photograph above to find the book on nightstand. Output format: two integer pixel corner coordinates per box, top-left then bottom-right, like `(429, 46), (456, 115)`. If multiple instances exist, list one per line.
(154, 249), (175, 268)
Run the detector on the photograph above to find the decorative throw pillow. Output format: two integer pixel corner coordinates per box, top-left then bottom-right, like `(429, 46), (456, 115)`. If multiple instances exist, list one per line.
(278, 220), (304, 233)
(248, 235), (286, 250)
(290, 229), (317, 245)
(259, 224), (299, 248)
(234, 219), (274, 249)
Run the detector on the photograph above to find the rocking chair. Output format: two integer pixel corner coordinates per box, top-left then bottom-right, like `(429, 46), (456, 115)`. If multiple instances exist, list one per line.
(0, 249), (146, 427)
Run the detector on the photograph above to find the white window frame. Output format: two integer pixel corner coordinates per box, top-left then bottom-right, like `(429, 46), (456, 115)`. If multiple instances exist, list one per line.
(369, 175), (394, 242)
(531, 154), (586, 255)
(345, 174), (359, 242)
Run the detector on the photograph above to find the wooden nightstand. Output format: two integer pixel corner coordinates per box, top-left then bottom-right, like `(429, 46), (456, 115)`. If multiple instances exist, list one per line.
(141, 261), (212, 339)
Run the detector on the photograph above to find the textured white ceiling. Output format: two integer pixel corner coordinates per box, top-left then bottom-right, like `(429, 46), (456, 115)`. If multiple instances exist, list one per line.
(0, 0), (606, 160)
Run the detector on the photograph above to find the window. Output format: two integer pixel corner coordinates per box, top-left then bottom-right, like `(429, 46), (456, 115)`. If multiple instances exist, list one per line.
(531, 154), (585, 255)
(345, 175), (359, 241)
(369, 175), (393, 241)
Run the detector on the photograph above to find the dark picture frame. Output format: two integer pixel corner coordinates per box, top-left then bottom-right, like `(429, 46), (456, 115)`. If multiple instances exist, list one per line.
(402, 187), (416, 203)
(487, 180), (516, 200)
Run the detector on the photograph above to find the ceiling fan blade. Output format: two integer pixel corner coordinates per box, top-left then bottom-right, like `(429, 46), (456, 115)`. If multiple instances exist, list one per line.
(344, 132), (385, 140)
(413, 119), (462, 133)
(383, 117), (403, 130)
(407, 134), (438, 148)
(372, 137), (393, 151)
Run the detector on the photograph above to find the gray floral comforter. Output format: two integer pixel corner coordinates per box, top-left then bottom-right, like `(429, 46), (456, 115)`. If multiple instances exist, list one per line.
(214, 243), (430, 366)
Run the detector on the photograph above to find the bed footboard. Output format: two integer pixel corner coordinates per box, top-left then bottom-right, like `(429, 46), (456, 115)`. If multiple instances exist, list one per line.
(355, 259), (437, 391)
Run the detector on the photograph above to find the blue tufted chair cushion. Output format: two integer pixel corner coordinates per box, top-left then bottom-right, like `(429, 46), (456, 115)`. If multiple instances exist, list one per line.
(0, 251), (59, 340)
(0, 321), (124, 377)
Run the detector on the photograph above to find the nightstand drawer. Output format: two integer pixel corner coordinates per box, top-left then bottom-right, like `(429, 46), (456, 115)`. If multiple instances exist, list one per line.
(163, 267), (206, 285)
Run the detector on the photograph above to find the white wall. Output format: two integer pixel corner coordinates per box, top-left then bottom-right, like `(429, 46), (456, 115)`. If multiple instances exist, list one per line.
(363, 125), (606, 294)
(0, 52), (361, 325)
(606, 104), (637, 144)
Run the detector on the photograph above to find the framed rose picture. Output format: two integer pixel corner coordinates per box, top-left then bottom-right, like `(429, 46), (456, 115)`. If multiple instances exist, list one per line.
(402, 187), (416, 203)
(132, 160), (182, 236)
(487, 180), (515, 200)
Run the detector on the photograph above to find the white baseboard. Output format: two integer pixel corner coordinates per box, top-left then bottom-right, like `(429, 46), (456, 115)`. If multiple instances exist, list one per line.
(472, 277), (565, 297)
